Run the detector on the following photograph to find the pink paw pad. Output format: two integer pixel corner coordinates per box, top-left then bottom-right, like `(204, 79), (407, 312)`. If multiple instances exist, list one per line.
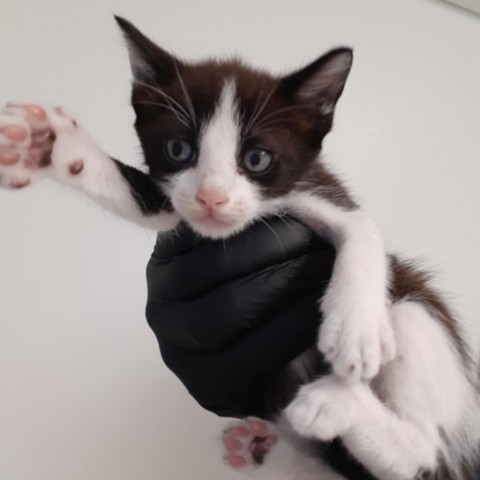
(10, 176), (31, 189)
(1, 125), (28, 142)
(25, 104), (47, 121)
(0, 102), (83, 190)
(68, 158), (84, 175)
(222, 418), (277, 470)
(0, 103), (57, 189)
(0, 151), (20, 165)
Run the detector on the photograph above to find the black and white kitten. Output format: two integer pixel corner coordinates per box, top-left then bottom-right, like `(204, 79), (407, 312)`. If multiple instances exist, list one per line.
(0, 17), (478, 480)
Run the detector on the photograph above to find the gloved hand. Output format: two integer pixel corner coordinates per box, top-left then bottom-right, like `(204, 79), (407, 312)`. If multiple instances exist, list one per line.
(146, 216), (335, 418)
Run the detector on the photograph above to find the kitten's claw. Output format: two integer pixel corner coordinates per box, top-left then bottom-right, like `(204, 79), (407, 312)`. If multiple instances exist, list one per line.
(221, 418), (277, 472)
(0, 103), (79, 189)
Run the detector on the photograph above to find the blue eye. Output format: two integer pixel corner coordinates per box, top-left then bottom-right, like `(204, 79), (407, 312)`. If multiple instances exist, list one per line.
(165, 140), (195, 163)
(243, 149), (273, 174)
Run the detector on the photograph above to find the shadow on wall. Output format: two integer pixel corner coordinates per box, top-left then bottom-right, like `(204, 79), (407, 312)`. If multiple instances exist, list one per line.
(430, 0), (480, 16)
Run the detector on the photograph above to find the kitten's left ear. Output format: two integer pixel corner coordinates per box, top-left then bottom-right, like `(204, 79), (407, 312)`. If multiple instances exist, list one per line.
(115, 15), (180, 84)
(281, 48), (353, 115)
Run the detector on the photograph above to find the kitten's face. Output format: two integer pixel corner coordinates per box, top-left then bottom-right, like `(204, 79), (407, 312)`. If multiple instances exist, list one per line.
(116, 17), (352, 238)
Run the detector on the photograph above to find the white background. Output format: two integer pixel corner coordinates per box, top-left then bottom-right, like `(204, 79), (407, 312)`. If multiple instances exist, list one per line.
(1, 1), (479, 479)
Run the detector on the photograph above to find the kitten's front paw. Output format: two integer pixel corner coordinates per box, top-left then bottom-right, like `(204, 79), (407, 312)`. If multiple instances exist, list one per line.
(319, 290), (396, 382)
(285, 376), (359, 441)
(0, 103), (79, 189)
(222, 418), (277, 472)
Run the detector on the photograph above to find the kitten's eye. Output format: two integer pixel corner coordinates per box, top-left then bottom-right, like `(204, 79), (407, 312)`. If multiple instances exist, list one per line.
(165, 140), (196, 164)
(242, 149), (273, 174)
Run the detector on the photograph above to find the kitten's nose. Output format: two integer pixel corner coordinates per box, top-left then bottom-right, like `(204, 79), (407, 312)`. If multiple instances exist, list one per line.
(196, 185), (230, 208)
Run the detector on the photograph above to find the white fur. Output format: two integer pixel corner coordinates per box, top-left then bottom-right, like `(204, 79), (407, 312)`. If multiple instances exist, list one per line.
(285, 375), (361, 441)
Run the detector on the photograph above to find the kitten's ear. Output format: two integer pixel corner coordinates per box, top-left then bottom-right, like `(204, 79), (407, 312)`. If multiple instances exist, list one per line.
(281, 48), (353, 115)
(115, 16), (180, 84)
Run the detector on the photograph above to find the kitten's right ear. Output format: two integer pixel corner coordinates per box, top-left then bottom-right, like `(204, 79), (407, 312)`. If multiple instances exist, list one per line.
(114, 16), (180, 84)
(281, 48), (353, 116)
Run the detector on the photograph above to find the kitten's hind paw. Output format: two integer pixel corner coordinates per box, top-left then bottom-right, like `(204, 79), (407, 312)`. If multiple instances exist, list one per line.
(285, 376), (359, 441)
(222, 418), (277, 472)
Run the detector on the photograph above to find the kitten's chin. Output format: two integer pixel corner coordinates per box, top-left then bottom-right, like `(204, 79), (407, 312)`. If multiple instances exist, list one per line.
(186, 216), (248, 239)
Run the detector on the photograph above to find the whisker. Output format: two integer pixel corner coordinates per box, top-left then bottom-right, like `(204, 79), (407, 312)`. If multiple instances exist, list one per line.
(135, 79), (192, 122)
(249, 128), (284, 138)
(160, 194), (171, 212)
(244, 85), (268, 136)
(174, 62), (198, 130)
(273, 212), (298, 237)
(258, 217), (286, 259)
(254, 105), (310, 131)
(250, 118), (300, 137)
(134, 99), (182, 111)
(245, 81), (279, 137)
(135, 100), (190, 127)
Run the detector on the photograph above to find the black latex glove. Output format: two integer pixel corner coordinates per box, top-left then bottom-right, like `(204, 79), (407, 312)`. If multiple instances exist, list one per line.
(146, 216), (335, 418)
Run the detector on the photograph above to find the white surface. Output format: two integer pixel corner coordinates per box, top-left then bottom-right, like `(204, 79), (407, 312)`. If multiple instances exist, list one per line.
(0, 1), (479, 479)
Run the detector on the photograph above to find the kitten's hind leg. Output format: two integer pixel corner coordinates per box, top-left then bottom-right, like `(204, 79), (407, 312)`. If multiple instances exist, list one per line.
(285, 301), (477, 480)
(0, 103), (179, 230)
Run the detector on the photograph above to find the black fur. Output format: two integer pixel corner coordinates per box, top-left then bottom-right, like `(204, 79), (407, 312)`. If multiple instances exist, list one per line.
(315, 439), (380, 480)
(113, 159), (172, 214)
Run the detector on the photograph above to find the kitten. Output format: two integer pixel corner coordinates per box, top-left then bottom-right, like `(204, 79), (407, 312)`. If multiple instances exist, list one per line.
(0, 16), (478, 480)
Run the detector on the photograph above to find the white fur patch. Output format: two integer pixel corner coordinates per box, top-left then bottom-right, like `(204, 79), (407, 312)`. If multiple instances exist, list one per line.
(198, 79), (239, 184)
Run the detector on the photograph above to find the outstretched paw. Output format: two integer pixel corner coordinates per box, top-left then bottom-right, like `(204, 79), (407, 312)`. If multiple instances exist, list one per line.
(0, 103), (80, 189)
(222, 418), (277, 472)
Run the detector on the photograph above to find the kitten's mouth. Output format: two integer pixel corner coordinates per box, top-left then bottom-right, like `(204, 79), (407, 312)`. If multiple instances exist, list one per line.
(195, 213), (234, 228)
(187, 212), (242, 238)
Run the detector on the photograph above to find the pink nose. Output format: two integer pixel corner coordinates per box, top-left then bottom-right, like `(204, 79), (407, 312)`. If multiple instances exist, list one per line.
(196, 186), (230, 208)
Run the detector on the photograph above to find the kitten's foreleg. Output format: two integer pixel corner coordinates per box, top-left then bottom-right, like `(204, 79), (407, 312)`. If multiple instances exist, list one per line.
(287, 192), (395, 381)
(0, 103), (180, 230)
